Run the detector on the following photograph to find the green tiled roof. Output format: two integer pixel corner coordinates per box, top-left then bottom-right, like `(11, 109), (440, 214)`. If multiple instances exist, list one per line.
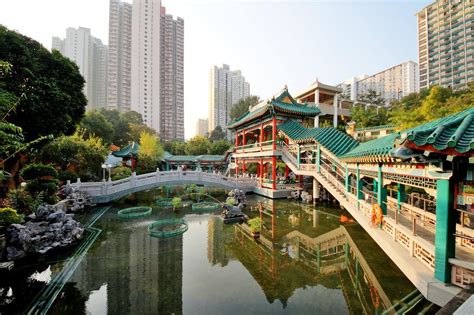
(341, 108), (474, 162)
(355, 124), (395, 132)
(227, 88), (320, 130)
(401, 108), (474, 154)
(112, 142), (139, 158)
(196, 155), (226, 162)
(278, 120), (358, 156)
(340, 133), (399, 162)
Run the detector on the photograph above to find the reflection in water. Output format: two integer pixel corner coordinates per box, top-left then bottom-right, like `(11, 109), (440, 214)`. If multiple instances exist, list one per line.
(37, 190), (416, 314)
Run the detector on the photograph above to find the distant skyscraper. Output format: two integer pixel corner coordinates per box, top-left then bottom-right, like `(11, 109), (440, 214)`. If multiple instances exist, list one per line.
(131, 0), (162, 131)
(196, 118), (208, 137)
(416, 0), (474, 90)
(337, 75), (368, 101)
(159, 6), (184, 141)
(108, 0), (132, 112)
(91, 38), (108, 109)
(355, 61), (419, 104)
(208, 64), (250, 137)
(52, 36), (65, 53)
(338, 61), (419, 104)
(51, 27), (107, 110)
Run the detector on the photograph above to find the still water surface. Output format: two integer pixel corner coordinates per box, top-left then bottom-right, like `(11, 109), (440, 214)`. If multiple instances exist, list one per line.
(1, 187), (416, 314)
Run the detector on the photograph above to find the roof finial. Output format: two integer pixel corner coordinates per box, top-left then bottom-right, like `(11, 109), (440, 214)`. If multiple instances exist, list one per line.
(283, 84), (288, 91)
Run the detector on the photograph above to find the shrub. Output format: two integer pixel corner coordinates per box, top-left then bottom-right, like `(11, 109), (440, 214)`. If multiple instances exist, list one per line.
(112, 166), (132, 181)
(7, 188), (34, 213)
(58, 170), (78, 184)
(20, 163), (59, 203)
(171, 197), (182, 210)
(248, 217), (262, 233)
(225, 197), (236, 206)
(0, 207), (23, 225)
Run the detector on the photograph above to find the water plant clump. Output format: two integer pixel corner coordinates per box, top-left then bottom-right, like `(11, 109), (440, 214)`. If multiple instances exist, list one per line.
(117, 206), (152, 219)
(148, 219), (188, 238)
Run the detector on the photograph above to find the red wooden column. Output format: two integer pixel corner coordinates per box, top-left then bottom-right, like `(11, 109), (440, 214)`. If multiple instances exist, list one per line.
(259, 158), (263, 187)
(242, 160), (246, 173)
(272, 116), (277, 150)
(272, 156), (277, 190)
(235, 132), (239, 147)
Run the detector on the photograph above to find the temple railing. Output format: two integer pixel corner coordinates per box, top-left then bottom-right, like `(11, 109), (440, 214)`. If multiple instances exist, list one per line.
(234, 140), (274, 153)
(279, 144), (474, 285)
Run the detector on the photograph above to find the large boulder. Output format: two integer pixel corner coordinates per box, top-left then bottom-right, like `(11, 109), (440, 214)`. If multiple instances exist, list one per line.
(5, 205), (84, 261)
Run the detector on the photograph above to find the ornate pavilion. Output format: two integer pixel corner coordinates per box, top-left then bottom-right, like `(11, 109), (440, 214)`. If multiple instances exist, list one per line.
(227, 87), (320, 194)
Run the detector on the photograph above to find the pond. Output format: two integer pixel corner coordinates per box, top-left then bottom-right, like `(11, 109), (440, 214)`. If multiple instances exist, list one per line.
(1, 186), (425, 314)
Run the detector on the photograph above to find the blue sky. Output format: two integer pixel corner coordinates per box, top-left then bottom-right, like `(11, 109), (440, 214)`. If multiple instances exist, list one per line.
(0, 0), (432, 138)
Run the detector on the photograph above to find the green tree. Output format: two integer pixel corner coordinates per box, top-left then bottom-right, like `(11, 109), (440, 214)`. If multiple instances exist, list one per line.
(79, 110), (114, 144)
(163, 140), (186, 155)
(121, 110), (143, 125)
(40, 131), (108, 180)
(129, 123), (156, 143)
(20, 163), (59, 203)
(0, 26), (86, 141)
(138, 132), (164, 171)
(185, 136), (211, 155)
(98, 108), (131, 146)
(0, 60), (50, 188)
(389, 84), (472, 130)
(229, 95), (260, 120)
(208, 139), (231, 155)
(350, 105), (388, 128)
(357, 90), (386, 107)
(208, 125), (226, 141)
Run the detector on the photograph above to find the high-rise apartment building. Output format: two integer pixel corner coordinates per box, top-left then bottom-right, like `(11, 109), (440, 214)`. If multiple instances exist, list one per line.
(417, 0), (474, 90)
(91, 38), (108, 110)
(131, 0), (162, 131)
(352, 61), (419, 104)
(208, 64), (250, 137)
(159, 6), (184, 141)
(107, 0), (132, 112)
(52, 36), (65, 54)
(196, 118), (208, 137)
(337, 75), (368, 101)
(130, 0), (184, 140)
(52, 27), (108, 110)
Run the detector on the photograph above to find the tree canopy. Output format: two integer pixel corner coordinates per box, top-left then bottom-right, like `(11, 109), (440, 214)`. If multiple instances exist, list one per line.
(163, 140), (186, 155)
(389, 84), (473, 130)
(208, 139), (231, 155)
(39, 131), (108, 180)
(184, 136), (211, 155)
(350, 105), (389, 128)
(138, 132), (164, 172)
(229, 95), (260, 121)
(208, 125), (226, 141)
(79, 110), (114, 144)
(0, 25), (87, 141)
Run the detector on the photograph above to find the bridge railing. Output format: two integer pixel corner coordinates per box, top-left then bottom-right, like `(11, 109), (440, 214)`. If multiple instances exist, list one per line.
(69, 170), (258, 197)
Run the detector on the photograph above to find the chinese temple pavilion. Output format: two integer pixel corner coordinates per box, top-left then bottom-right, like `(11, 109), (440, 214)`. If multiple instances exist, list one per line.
(227, 87), (320, 193)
